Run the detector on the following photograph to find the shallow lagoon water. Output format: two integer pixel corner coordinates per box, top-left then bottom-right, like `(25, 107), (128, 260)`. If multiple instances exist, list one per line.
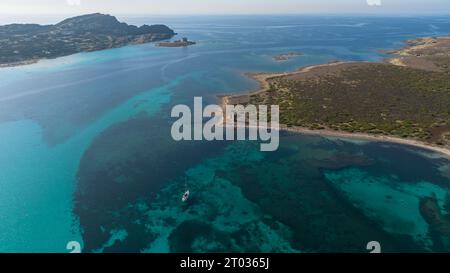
(0, 15), (449, 252)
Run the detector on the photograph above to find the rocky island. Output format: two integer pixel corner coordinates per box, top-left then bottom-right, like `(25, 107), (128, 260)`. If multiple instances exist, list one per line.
(0, 13), (176, 67)
(157, 37), (196, 47)
(273, 51), (303, 62)
(222, 36), (450, 155)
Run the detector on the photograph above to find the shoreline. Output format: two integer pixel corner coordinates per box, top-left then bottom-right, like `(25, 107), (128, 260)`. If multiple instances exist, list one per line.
(219, 61), (353, 105)
(0, 39), (177, 69)
(219, 61), (450, 157)
(246, 61), (351, 95)
(280, 126), (450, 157)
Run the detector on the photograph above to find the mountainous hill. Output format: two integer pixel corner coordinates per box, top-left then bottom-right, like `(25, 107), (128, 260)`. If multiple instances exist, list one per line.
(0, 13), (176, 66)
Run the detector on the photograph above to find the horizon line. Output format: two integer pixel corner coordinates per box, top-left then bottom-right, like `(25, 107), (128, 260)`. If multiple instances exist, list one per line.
(1, 11), (450, 16)
(0, 12), (449, 25)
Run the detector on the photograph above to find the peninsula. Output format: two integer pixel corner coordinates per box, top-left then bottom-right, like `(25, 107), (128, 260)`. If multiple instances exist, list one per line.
(221, 37), (450, 156)
(0, 13), (175, 67)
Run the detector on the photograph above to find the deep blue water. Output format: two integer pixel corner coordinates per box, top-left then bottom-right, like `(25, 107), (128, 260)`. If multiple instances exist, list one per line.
(0, 15), (449, 252)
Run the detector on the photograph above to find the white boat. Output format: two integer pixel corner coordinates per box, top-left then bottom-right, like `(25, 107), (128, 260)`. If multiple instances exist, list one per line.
(182, 190), (190, 202)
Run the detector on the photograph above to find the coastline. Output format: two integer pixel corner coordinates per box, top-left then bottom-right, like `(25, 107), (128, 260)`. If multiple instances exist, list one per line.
(0, 38), (169, 69)
(248, 61), (350, 94)
(280, 125), (450, 157)
(219, 61), (450, 157)
(0, 39), (165, 69)
(0, 59), (39, 68)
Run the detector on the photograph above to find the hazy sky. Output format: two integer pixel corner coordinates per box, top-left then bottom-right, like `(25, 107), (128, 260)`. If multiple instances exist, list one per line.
(0, 0), (449, 15)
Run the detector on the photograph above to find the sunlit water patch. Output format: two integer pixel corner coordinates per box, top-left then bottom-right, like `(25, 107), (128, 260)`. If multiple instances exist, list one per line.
(0, 76), (179, 252)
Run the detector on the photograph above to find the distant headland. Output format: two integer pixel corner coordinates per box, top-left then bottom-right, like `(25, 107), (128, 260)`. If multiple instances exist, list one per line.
(0, 13), (176, 67)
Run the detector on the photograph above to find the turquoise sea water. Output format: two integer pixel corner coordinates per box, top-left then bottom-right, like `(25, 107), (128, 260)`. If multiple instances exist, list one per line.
(0, 15), (449, 252)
